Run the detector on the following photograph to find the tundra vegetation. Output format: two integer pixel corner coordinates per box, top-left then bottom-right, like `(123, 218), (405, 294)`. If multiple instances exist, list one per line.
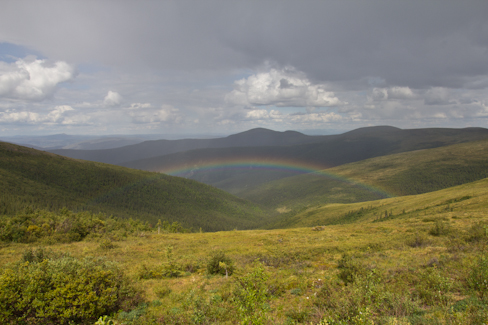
(2, 178), (488, 324)
(2, 137), (488, 324)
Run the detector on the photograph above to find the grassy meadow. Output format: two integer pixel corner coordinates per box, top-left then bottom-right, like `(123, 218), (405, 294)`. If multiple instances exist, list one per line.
(2, 178), (488, 324)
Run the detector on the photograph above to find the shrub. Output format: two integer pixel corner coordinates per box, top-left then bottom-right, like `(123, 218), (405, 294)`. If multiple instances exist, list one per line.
(337, 253), (367, 285)
(137, 246), (182, 280)
(233, 262), (269, 325)
(428, 220), (451, 236)
(162, 246), (181, 278)
(206, 250), (234, 276)
(467, 254), (488, 299)
(21, 246), (56, 263)
(406, 233), (430, 248)
(466, 222), (488, 242)
(0, 210), (152, 244)
(155, 285), (172, 299)
(137, 264), (162, 280)
(99, 238), (117, 250)
(0, 249), (142, 325)
(415, 266), (453, 305)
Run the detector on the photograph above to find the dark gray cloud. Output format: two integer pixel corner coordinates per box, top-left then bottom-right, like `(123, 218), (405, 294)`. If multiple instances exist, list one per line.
(1, 1), (488, 135)
(2, 1), (487, 89)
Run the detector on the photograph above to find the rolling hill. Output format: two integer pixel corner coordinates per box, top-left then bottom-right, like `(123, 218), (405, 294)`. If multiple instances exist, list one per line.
(269, 174), (488, 229)
(121, 126), (488, 194)
(49, 128), (328, 164)
(0, 141), (266, 231)
(237, 139), (488, 212)
(3, 165), (488, 324)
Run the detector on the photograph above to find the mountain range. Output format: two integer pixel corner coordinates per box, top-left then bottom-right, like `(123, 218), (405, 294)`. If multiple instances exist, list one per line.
(3, 125), (488, 231)
(118, 126), (488, 194)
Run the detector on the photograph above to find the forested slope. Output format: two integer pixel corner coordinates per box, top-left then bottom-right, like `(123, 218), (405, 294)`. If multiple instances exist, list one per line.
(0, 142), (266, 231)
(239, 139), (488, 212)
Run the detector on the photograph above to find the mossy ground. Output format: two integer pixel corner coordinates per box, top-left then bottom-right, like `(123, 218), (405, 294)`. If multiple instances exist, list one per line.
(2, 183), (488, 324)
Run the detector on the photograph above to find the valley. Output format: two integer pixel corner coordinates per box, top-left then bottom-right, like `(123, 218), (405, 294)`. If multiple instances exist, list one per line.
(1, 126), (488, 324)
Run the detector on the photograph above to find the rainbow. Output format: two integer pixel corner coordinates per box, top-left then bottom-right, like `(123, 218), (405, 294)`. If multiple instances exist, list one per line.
(160, 157), (394, 198)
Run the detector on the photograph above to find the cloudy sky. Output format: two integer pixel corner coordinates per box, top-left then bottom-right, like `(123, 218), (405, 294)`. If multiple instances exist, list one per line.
(1, 1), (488, 136)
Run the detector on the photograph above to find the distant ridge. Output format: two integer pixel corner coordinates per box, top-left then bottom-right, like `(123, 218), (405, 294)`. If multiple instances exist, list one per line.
(48, 128), (326, 164)
(342, 125), (401, 136)
(119, 126), (488, 193)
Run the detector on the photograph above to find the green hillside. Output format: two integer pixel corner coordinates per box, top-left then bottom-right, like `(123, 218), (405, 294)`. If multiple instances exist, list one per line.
(327, 138), (488, 196)
(0, 141), (266, 231)
(239, 139), (488, 212)
(270, 176), (488, 229)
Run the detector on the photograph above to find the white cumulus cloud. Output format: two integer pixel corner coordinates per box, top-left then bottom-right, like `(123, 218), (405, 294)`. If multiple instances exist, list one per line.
(226, 68), (344, 108)
(127, 103), (182, 124)
(245, 109), (283, 120)
(0, 111), (41, 123)
(47, 105), (75, 122)
(0, 105), (75, 124)
(103, 90), (123, 107)
(371, 86), (416, 101)
(290, 111), (344, 123)
(0, 59), (75, 101)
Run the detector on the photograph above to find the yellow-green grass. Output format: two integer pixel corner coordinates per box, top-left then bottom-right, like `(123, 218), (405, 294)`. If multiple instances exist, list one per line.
(278, 177), (488, 229)
(2, 179), (488, 323)
(330, 138), (488, 195)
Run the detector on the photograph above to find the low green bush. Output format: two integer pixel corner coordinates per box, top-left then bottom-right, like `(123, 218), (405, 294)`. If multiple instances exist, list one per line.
(337, 253), (368, 285)
(428, 220), (451, 236)
(233, 262), (269, 325)
(415, 266), (453, 306)
(406, 233), (431, 248)
(466, 221), (488, 242)
(206, 250), (234, 276)
(155, 285), (172, 299)
(137, 246), (182, 280)
(0, 248), (142, 325)
(0, 209), (151, 244)
(467, 254), (488, 299)
(162, 246), (182, 278)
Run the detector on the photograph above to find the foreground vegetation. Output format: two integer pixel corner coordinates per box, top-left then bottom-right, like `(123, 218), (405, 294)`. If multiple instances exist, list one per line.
(2, 178), (488, 324)
(3, 134), (488, 324)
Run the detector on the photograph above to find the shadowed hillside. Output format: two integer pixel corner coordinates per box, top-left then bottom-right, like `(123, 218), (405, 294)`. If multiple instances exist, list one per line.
(49, 128), (327, 164)
(0, 142), (266, 231)
(238, 139), (488, 213)
(122, 127), (488, 193)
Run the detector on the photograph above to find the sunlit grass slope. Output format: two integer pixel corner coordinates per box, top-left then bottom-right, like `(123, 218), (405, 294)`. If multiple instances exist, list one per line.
(239, 139), (488, 212)
(2, 177), (488, 323)
(0, 141), (265, 231)
(330, 138), (488, 196)
(271, 176), (488, 229)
